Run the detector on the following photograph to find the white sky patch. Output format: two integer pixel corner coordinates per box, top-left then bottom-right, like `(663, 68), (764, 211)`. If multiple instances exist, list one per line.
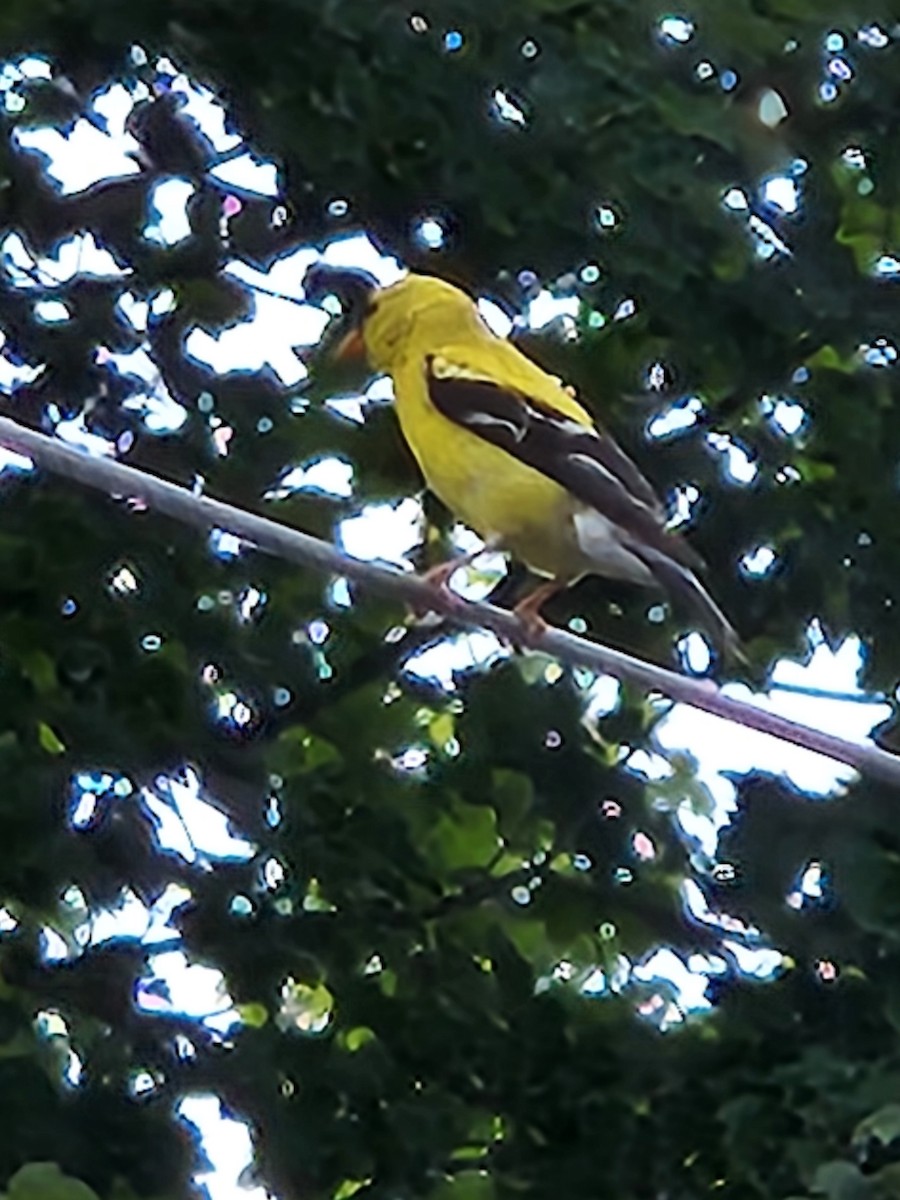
(209, 529), (244, 561)
(774, 401), (805, 435)
(860, 338), (898, 367)
(142, 791), (197, 863)
(680, 631), (712, 674)
(99, 344), (188, 433)
(491, 87), (527, 127)
(527, 289), (580, 330)
(749, 214), (792, 258)
(654, 625), (892, 849)
(7, 56), (52, 81)
(316, 233), (407, 285)
(290, 460), (352, 498)
(169, 75), (243, 152)
(722, 187), (749, 212)
(15, 120), (141, 194)
(658, 16), (694, 44)
(683, 878), (762, 938)
(721, 940), (784, 979)
(415, 217), (445, 250)
(404, 629), (510, 689)
(141, 768), (255, 865)
(127, 388), (188, 434)
(741, 545), (777, 577)
(100, 345), (160, 385)
(757, 88), (789, 128)
(179, 1097), (269, 1200)
(51, 412), (117, 457)
(627, 748), (674, 783)
(762, 393), (806, 436)
(874, 255), (900, 279)
(34, 299), (70, 323)
(144, 177), (195, 245)
(110, 563), (140, 595)
(450, 524), (488, 555)
(584, 673), (622, 720)
(323, 377), (394, 425)
(87, 888), (156, 944)
(444, 551), (508, 602)
(225, 246), (317, 303)
(338, 497), (423, 568)
(137, 949), (238, 1032)
(164, 769), (255, 860)
(633, 948), (711, 1013)
(366, 375), (395, 402)
(1, 230), (130, 289)
(91, 81), (144, 138)
(594, 204), (619, 230)
(857, 23), (890, 48)
(41, 927), (70, 962)
(152, 288), (176, 314)
(117, 291), (149, 332)
(761, 175), (799, 214)
(88, 883), (190, 946)
(842, 145), (867, 170)
(0, 336), (43, 393)
(706, 432), (758, 484)
(209, 152), (279, 197)
(667, 482), (701, 529)
(270, 457), (354, 500)
(324, 394), (366, 424)
(648, 396), (703, 439)
(185, 291), (328, 387)
(477, 297), (513, 338)
(0, 445), (34, 474)
(788, 861), (825, 909)
(55, 232), (132, 280)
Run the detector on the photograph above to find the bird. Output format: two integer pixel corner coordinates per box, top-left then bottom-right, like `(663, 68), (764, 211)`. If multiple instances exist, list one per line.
(303, 264), (740, 657)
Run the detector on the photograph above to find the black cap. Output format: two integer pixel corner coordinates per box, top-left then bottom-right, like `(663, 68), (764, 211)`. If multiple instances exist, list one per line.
(302, 264), (379, 317)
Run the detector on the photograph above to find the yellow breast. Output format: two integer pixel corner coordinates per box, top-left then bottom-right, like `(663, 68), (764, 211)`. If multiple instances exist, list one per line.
(390, 355), (585, 580)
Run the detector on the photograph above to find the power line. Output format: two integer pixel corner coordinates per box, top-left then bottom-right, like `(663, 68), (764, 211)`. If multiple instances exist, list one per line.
(1, 414), (898, 789)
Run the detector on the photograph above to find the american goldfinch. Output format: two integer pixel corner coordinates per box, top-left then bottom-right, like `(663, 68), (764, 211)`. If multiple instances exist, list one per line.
(304, 265), (739, 655)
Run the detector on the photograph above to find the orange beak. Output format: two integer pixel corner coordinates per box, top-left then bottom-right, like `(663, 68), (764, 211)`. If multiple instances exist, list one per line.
(334, 325), (367, 362)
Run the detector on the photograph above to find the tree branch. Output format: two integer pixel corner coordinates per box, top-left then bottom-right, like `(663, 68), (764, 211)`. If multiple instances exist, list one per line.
(1, 414), (898, 788)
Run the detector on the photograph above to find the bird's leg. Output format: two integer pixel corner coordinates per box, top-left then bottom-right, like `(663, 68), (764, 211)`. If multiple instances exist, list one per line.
(512, 580), (566, 643)
(414, 536), (502, 616)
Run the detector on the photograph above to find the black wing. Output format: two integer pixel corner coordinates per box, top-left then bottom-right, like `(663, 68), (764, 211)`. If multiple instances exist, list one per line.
(425, 355), (702, 568)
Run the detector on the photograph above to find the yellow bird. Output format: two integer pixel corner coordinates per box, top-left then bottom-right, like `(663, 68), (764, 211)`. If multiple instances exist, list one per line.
(304, 266), (739, 655)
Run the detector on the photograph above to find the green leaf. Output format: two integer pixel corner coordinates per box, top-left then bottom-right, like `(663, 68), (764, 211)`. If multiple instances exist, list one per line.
(427, 1171), (495, 1200)
(236, 1002), (269, 1028)
(422, 803), (501, 872)
(4, 1163), (100, 1200)
(333, 1181), (372, 1200)
(37, 723), (65, 756)
(811, 1161), (871, 1200)
(341, 1026), (376, 1052)
(854, 1104), (900, 1149)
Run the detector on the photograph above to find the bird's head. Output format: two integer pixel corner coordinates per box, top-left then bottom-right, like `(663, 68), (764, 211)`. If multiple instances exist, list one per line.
(302, 266), (491, 375)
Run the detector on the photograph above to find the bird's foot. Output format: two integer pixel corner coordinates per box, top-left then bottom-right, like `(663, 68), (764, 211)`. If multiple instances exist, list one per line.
(513, 607), (549, 648)
(512, 581), (564, 647)
(410, 560), (469, 619)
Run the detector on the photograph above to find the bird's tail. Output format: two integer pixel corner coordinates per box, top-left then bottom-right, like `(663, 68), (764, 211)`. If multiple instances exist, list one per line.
(628, 541), (744, 663)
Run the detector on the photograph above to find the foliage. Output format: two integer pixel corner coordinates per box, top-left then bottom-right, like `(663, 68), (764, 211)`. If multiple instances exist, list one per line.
(0, 1), (896, 1198)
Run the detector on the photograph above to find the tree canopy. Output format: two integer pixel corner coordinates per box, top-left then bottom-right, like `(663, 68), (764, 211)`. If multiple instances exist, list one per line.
(0, 2), (899, 1198)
